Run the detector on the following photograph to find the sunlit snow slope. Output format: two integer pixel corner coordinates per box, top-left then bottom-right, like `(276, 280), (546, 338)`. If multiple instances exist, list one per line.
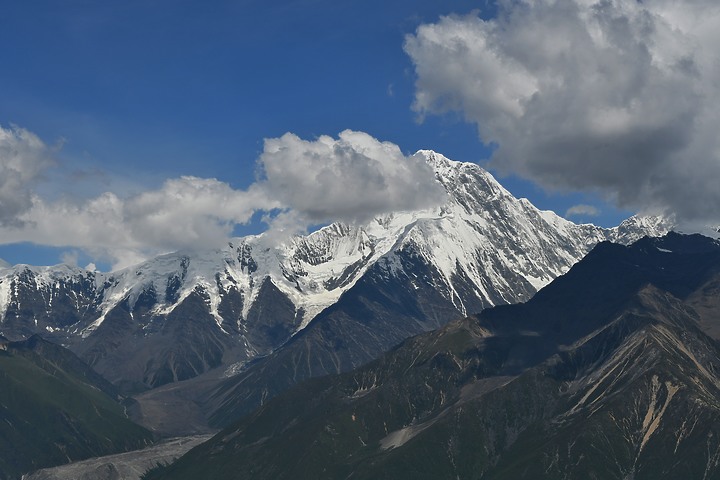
(0, 151), (670, 390)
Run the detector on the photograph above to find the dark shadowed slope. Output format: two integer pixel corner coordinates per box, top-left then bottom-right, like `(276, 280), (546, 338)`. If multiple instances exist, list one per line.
(0, 336), (153, 480)
(147, 233), (720, 480)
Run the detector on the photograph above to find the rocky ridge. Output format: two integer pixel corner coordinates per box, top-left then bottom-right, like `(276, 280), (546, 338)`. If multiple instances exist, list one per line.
(0, 151), (670, 391)
(146, 233), (720, 480)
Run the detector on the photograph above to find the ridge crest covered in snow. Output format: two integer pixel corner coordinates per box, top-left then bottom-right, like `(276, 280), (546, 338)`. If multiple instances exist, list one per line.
(0, 151), (672, 385)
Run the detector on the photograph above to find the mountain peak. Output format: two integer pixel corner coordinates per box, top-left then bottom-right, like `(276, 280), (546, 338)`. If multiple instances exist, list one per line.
(148, 232), (720, 480)
(0, 150), (672, 391)
(415, 149), (493, 178)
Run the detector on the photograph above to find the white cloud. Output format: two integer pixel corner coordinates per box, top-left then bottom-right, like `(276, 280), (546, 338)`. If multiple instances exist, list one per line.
(258, 129), (447, 223)
(60, 250), (80, 267)
(2, 178), (277, 270)
(405, 0), (720, 224)
(0, 125), (54, 226)
(565, 204), (600, 218)
(259, 209), (310, 247)
(0, 126), (446, 269)
(123, 177), (275, 251)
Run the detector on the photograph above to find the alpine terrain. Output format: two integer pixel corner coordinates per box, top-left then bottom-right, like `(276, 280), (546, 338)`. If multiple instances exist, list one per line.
(0, 152), (668, 401)
(146, 232), (720, 480)
(0, 151), (677, 479)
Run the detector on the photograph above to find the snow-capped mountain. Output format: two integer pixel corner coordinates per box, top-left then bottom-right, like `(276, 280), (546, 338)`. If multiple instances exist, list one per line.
(157, 233), (720, 480)
(0, 151), (671, 390)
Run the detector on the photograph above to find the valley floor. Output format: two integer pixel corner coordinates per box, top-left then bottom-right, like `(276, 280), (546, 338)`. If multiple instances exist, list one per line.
(22, 435), (213, 480)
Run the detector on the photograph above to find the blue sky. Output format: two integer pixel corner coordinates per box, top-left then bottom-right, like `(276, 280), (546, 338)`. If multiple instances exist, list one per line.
(2, 1), (499, 184)
(3, 0), (716, 270)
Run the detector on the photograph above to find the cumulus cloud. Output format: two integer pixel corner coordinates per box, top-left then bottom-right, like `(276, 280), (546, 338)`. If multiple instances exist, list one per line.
(405, 0), (720, 224)
(258, 129), (447, 223)
(565, 204), (600, 218)
(3, 178), (277, 269)
(123, 177), (275, 250)
(0, 125), (54, 226)
(0, 126), (445, 269)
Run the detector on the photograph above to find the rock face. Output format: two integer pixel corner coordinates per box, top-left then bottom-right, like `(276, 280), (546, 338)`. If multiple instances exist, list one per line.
(0, 152), (670, 392)
(146, 233), (720, 480)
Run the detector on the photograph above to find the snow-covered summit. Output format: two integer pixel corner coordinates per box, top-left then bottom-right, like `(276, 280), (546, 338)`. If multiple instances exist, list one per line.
(1, 151), (671, 331)
(0, 150), (672, 388)
(71, 151), (667, 329)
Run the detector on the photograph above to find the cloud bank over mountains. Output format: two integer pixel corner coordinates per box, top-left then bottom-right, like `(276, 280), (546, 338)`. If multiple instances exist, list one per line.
(3, 0), (717, 269)
(0, 125), (445, 269)
(405, 0), (720, 223)
(259, 130), (447, 223)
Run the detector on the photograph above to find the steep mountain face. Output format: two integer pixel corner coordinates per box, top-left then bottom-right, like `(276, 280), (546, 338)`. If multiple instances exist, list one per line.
(147, 233), (720, 480)
(204, 154), (669, 425)
(0, 152), (670, 391)
(0, 335), (153, 480)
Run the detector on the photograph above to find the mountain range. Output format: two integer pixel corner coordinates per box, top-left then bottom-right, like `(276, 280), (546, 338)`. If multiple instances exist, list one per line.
(0, 152), (669, 399)
(147, 232), (720, 480)
(0, 151), (681, 475)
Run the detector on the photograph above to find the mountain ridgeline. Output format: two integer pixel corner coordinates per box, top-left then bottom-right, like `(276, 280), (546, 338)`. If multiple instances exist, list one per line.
(147, 233), (720, 480)
(0, 152), (669, 395)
